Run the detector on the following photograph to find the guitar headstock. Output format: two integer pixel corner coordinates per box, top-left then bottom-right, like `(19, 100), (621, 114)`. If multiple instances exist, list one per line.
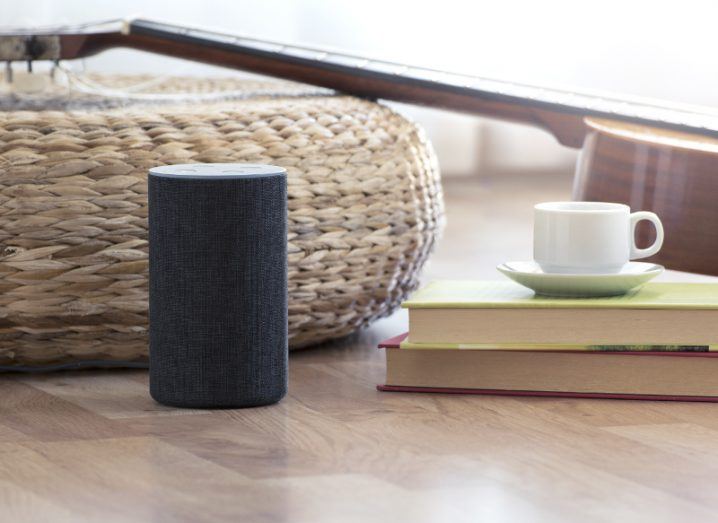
(0, 19), (126, 61)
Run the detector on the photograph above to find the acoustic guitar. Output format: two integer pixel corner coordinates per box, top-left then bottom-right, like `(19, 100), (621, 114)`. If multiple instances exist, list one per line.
(2, 18), (718, 275)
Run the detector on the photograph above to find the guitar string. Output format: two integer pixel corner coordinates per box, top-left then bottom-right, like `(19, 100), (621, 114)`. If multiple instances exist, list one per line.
(53, 62), (334, 104)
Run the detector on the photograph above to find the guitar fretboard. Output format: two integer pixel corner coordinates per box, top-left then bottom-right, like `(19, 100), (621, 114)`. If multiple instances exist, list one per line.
(127, 19), (718, 140)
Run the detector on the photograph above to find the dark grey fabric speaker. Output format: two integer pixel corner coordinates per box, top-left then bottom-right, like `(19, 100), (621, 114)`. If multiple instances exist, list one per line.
(148, 163), (287, 408)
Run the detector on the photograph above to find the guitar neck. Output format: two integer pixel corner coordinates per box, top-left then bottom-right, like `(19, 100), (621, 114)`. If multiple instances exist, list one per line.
(9, 18), (718, 147)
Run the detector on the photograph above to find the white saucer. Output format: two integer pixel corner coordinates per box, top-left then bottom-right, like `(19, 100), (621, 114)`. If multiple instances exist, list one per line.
(496, 261), (664, 297)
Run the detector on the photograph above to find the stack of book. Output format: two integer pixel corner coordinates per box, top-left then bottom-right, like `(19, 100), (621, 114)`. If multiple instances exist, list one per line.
(379, 281), (718, 401)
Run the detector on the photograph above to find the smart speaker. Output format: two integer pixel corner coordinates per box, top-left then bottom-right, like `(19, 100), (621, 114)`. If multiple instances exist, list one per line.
(148, 163), (287, 408)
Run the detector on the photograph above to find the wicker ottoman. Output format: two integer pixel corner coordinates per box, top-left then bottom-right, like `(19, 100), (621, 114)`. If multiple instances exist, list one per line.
(0, 75), (443, 369)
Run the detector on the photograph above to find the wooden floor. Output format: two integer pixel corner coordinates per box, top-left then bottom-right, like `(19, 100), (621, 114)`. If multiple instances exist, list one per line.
(2, 174), (718, 522)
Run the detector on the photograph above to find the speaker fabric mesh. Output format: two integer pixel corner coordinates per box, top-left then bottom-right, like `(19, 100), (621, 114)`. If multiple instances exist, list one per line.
(148, 164), (287, 408)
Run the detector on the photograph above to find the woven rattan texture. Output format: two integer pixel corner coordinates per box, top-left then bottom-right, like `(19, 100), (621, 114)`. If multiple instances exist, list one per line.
(0, 75), (444, 367)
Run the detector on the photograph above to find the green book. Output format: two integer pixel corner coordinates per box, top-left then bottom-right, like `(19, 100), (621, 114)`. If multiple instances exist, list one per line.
(403, 281), (718, 309)
(403, 281), (718, 346)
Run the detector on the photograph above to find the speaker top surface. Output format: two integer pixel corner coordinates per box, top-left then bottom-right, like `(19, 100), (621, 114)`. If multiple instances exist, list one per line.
(149, 163), (286, 180)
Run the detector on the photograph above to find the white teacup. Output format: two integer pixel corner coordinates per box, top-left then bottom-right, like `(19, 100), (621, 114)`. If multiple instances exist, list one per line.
(534, 201), (664, 274)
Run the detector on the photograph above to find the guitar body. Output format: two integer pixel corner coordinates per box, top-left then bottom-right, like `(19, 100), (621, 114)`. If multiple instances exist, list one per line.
(574, 118), (718, 275)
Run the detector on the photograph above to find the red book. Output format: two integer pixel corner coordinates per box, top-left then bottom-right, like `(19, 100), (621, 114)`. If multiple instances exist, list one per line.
(378, 334), (718, 402)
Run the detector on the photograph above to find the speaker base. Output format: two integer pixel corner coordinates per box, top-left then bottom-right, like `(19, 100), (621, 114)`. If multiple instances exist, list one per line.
(149, 388), (287, 410)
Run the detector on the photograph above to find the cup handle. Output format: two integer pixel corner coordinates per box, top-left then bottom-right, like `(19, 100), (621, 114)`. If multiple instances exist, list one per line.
(630, 211), (664, 259)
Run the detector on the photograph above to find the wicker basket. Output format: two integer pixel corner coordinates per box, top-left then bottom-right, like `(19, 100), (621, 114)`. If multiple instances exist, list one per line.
(0, 74), (443, 369)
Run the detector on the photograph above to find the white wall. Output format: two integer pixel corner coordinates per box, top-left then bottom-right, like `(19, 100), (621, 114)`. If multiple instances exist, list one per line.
(3, 0), (717, 177)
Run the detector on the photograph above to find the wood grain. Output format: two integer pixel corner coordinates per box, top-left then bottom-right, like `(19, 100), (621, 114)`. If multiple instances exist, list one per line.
(1, 177), (717, 522)
(575, 117), (718, 275)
